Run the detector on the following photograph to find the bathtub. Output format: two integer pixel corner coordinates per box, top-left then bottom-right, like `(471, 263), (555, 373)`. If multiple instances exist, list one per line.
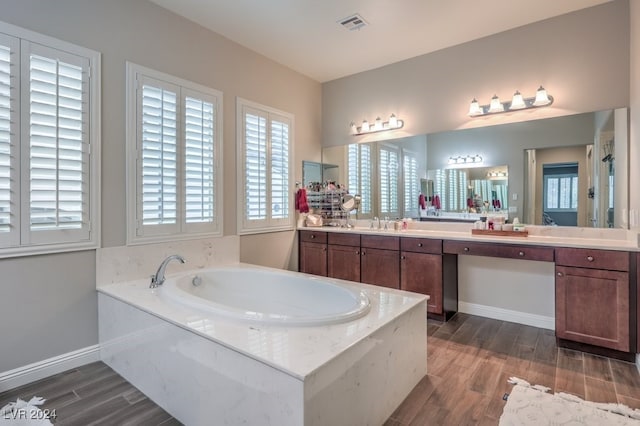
(98, 263), (427, 426)
(162, 266), (371, 326)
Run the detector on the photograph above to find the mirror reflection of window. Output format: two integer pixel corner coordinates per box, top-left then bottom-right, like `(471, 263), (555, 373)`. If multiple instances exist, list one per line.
(347, 144), (372, 216)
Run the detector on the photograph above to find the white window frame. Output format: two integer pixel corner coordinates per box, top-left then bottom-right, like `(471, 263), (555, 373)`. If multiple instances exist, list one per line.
(126, 63), (223, 245)
(402, 150), (419, 218)
(236, 97), (294, 235)
(0, 21), (101, 258)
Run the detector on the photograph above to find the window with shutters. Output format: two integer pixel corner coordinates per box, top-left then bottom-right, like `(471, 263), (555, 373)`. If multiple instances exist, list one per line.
(379, 145), (399, 218)
(0, 22), (100, 257)
(237, 98), (293, 234)
(347, 143), (372, 217)
(126, 63), (222, 244)
(403, 151), (418, 218)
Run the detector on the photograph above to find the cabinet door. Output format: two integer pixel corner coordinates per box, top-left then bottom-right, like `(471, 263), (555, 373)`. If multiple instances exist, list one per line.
(299, 242), (327, 276)
(361, 248), (399, 289)
(556, 265), (629, 351)
(401, 251), (443, 314)
(328, 244), (361, 282)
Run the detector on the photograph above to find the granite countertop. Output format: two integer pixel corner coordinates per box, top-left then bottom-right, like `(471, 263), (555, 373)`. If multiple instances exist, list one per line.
(301, 222), (640, 251)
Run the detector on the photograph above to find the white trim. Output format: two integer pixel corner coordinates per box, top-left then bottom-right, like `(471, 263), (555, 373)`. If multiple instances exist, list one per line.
(458, 301), (555, 330)
(0, 345), (100, 392)
(125, 62), (223, 245)
(236, 97), (295, 235)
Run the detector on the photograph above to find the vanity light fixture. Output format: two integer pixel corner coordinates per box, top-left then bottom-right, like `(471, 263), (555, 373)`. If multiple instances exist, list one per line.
(468, 86), (553, 117)
(448, 155), (483, 165)
(351, 113), (404, 136)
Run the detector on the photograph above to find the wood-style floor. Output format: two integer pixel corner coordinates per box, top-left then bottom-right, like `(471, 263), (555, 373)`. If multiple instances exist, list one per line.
(386, 313), (640, 425)
(2, 314), (640, 425)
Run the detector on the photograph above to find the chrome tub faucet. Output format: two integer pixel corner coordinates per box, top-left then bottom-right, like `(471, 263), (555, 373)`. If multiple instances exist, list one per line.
(150, 254), (186, 288)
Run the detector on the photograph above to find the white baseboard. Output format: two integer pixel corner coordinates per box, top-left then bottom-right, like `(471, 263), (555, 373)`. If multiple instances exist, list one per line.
(458, 301), (555, 330)
(0, 345), (100, 393)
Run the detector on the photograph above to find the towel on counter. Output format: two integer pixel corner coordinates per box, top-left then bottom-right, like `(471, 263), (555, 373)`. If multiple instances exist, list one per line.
(467, 198), (473, 208)
(433, 194), (441, 210)
(295, 188), (309, 213)
(419, 193), (426, 210)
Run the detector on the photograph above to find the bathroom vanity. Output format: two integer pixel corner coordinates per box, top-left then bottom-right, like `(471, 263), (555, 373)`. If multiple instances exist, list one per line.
(299, 225), (639, 360)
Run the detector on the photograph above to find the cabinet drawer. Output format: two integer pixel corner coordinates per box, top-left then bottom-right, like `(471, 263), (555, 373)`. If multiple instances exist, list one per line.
(555, 248), (629, 272)
(328, 232), (360, 247)
(361, 235), (399, 250)
(299, 230), (327, 243)
(443, 240), (554, 262)
(400, 237), (442, 254)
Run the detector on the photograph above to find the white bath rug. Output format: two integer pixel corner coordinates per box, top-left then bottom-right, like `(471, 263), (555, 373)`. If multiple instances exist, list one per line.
(0, 397), (53, 425)
(499, 377), (640, 425)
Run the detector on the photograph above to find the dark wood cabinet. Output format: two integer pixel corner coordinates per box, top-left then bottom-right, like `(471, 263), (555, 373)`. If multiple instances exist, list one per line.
(400, 237), (457, 319)
(555, 248), (633, 353)
(401, 251), (443, 313)
(328, 240), (361, 282)
(361, 247), (400, 289)
(299, 230), (327, 276)
(359, 235), (400, 289)
(443, 240), (554, 262)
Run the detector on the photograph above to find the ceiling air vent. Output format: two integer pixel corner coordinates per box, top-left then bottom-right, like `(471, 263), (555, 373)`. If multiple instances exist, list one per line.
(338, 14), (367, 31)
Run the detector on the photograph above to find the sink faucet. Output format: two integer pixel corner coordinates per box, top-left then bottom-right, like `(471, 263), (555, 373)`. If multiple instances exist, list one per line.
(150, 255), (186, 288)
(371, 216), (379, 229)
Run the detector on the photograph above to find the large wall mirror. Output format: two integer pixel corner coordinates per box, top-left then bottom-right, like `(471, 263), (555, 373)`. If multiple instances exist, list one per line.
(320, 108), (629, 228)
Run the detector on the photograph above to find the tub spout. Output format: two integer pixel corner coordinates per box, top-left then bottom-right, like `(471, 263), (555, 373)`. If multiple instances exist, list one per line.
(150, 255), (186, 288)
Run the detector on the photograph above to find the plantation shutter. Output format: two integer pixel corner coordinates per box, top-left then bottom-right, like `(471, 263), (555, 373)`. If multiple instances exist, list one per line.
(347, 143), (372, 216)
(0, 35), (18, 248)
(239, 102), (292, 232)
(379, 145), (399, 217)
(403, 152), (418, 217)
(22, 41), (91, 245)
(270, 116), (289, 222)
(243, 107), (267, 225)
(183, 88), (218, 233)
(137, 76), (179, 236)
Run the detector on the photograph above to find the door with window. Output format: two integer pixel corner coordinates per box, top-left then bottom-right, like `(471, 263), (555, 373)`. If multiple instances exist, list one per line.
(543, 163), (578, 226)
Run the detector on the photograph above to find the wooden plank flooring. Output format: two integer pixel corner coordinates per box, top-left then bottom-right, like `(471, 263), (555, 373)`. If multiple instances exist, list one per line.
(387, 313), (640, 425)
(2, 314), (640, 425)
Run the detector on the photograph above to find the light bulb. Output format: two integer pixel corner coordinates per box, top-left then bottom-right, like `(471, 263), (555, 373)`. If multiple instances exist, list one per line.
(475, 155), (482, 163)
(533, 86), (551, 106)
(488, 95), (504, 113)
(510, 91), (526, 110)
(361, 120), (369, 132)
(374, 117), (382, 131)
(389, 114), (398, 128)
(468, 98), (483, 116)
(350, 122), (357, 135)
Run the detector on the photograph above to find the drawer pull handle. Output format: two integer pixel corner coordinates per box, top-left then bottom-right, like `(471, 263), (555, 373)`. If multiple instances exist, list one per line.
(464, 247), (470, 252)
(322, 247), (326, 252)
(310, 235), (315, 239)
(401, 255), (406, 260)
(356, 251), (360, 255)
(557, 272), (563, 277)
(362, 251), (366, 256)
(418, 243), (423, 247)
(586, 256), (594, 262)
(518, 251), (525, 257)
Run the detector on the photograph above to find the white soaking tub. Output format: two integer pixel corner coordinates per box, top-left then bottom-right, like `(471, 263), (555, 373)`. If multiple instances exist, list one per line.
(98, 263), (427, 426)
(162, 266), (371, 326)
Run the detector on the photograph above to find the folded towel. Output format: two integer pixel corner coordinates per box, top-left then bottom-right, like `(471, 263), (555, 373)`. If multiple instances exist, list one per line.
(418, 193), (426, 209)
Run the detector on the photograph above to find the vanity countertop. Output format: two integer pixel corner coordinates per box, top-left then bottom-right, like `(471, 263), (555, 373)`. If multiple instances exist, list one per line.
(300, 222), (640, 251)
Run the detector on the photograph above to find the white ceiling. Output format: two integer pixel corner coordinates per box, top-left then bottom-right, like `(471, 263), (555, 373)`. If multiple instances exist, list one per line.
(149, 0), (612, 83)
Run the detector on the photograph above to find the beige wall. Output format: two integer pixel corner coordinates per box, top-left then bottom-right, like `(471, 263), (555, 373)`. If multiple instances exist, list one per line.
(0, 0), (321, 372)
(630, 0), (640, 227)
(322, 1), (629, 148)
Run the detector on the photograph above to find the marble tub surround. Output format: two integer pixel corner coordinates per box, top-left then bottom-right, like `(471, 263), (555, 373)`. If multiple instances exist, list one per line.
(325, 220), (640, 250)
(98, 264), (427, 425)
(96, 235), (240, 287)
